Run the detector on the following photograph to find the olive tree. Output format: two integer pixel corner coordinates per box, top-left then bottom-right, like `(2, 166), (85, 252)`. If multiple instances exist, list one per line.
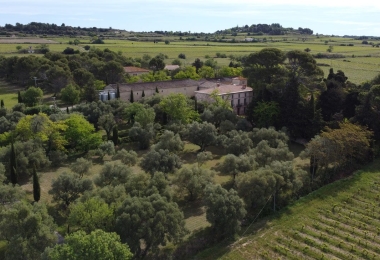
(185, 121), (217, 151)
(49, 171), (93, 209)
(112, 149), (138, 166)
(204, 185), (246, 239)
(115, 194), (187, 258)
(140, 149), (182, 175)
(153, 130), (184, 153)
(0, 202), (57, 260)
(43, 230), (133, 260)
(94, 161), (132, 188)
(173, 165), (214, 201)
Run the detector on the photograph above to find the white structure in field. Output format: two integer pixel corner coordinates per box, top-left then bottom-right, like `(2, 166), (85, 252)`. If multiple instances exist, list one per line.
(195, 77), (253, 115)
(164, 65), (180, 71)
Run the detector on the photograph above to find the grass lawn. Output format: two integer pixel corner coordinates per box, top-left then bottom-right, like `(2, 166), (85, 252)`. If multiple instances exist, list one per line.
(0, 240), (6, 259)
(195, 158), (380, 259)
(0, 81), (21, 109)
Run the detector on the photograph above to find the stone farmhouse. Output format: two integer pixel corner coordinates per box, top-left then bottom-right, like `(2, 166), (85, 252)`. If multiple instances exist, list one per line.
(195, 77), (253, 115)
(104, 77), (253, 114)
(123, 66), (150, 76)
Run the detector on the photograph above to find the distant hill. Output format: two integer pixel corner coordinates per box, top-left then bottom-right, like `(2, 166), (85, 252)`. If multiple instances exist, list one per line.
(215, 23), (313, 36)
(0, 22), (123, 37)
(0, 22), (313, 38)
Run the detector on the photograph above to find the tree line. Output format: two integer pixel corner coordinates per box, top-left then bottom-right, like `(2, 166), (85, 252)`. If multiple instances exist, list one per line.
(0, 47), (244, 108)
(216, 23), (313, 35)
(0, 22), (113, 36)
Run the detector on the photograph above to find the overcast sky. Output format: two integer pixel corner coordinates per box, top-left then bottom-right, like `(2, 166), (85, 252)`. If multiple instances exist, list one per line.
(0, 0), (379, 36)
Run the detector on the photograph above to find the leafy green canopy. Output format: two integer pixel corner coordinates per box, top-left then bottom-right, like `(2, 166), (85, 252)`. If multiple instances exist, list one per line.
(43, 230), (133, 260)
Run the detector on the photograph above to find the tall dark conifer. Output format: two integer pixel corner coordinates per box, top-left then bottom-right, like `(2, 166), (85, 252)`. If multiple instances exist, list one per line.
(17, 91), (23, 103)
(10, 141), (18, 185)
(33, 165), (41, 202)
(130, 90), (134, 103)
(0, 99), (4, 108)
(66, 107), (69, 114)
(112, 126), (119, 146)
(155, 86), (159, 93)
(116, 84), (120, 99)
(142, 90), (145, 97)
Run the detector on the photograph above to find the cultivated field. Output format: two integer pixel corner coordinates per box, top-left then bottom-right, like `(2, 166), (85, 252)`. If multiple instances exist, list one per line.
(0, 34), (379, 84)
(196, 159), (380, 260)
(0, 38), (58, 44)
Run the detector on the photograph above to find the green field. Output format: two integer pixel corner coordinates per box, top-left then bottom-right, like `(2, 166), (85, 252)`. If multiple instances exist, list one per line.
(196, 159), (380, 259)
(0, 81), (20, 109)
(1, 34), (380, 84)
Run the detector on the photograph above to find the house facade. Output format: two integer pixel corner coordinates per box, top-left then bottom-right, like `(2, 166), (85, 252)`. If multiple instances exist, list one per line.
(195, 77), (253, 115)
(104, 77), (252, 114)
(105, 79), (201, 102)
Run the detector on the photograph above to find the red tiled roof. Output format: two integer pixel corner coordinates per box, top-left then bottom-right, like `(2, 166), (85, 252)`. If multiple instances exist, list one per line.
(124, 66), (150, 73)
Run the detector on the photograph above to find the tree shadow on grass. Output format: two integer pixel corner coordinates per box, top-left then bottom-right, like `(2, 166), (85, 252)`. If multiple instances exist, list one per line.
(179, 200), (206, 219)
(180, 151), (198, 165)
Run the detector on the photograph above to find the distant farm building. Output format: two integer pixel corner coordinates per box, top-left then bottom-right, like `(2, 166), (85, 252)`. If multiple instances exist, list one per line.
(164, 65), (180, 71)
(124, 66), (150, 76)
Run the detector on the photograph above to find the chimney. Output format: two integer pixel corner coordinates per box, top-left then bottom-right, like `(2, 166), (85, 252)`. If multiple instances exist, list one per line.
(242, 84), (246, 89)
(217, 83), (220, 87)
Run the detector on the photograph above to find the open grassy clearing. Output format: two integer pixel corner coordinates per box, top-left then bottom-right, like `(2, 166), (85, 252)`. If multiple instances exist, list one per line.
(0, 81), (21, 109)
(195, 158), (380, 260)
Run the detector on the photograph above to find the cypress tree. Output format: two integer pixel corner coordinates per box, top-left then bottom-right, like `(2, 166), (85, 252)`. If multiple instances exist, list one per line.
(116, 84), (120, 99)
(10, 141), (18, 185)
(107, 91), (110, 100)
(130, 90), (134, 103)
(112, 126), (119, 146)
(0, 99), (4, 108)
(17, 91), (23, 103)
(155, 86), (159, 93)
(33, 165), (41, 202)
(142, 90), (145, 97)
(66, 106), (69, 114)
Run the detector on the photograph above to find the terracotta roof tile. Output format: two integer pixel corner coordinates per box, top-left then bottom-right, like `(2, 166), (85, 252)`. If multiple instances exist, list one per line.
(124, 66), (150, 73)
